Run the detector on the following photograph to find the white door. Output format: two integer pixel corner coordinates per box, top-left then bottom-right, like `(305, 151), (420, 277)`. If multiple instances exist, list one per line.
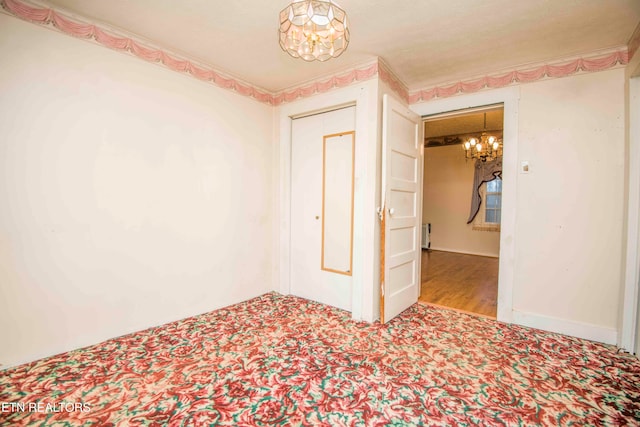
(380, 95), (423, 323)
(290, 106), (355, 311)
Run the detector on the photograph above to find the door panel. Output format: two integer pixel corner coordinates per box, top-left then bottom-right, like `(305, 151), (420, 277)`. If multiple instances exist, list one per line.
(390, 227), (414, 255)
(381, 95), (423, 323)
(290, 106), (355, 312)
(322, 131), (355, 274)
(388, 260), (416, 294)
(391, 151), (417, 182)
(389, 190), (416, 218)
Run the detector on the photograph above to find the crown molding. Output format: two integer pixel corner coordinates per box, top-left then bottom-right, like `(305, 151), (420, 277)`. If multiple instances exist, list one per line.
(628, 22), (640, 62)
(378, 59), (410, 103)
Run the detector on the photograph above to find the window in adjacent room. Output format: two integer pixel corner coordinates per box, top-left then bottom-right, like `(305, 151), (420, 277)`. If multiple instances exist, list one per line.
(474, 177), (502, 231)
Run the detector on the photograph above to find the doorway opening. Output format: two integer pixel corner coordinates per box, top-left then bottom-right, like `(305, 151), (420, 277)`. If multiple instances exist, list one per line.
(419, 105), (504, 318)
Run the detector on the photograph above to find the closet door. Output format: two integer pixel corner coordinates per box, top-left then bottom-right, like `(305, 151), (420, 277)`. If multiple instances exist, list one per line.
(290, 106), (355, 311)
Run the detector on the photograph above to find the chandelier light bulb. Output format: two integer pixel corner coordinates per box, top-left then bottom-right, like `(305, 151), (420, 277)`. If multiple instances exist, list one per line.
(462, 112), (502, 162)
(462, 131), (503, 162)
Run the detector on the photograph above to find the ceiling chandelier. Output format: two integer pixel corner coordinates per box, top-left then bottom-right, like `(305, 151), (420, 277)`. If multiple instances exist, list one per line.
(463, 113), (503, 162)
(278, 0), (350, 62)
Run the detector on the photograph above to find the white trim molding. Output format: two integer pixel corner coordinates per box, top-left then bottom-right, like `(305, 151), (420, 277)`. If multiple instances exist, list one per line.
(277, 80), (378, 322)
(428, 248), (499, 259)
(410, 86), (520, 325)
(620, 75), (640, 353)
(513, 310), (618, 345)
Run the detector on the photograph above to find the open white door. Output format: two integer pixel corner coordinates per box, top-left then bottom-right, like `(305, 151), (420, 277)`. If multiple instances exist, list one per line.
(380, 94), (423, 323)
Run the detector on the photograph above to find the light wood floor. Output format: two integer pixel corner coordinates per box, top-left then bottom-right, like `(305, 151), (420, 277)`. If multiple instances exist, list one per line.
(419, 250), (498, 318)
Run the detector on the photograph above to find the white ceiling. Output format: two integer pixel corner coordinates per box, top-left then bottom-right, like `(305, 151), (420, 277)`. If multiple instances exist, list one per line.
(41, 0), (640, 93)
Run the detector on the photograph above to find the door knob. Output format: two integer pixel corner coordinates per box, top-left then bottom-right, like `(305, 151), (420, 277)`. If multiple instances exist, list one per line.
(388, 208), (395, 216)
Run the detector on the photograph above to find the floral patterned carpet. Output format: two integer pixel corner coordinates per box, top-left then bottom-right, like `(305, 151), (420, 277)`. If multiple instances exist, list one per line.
(1, 292), (639, 426)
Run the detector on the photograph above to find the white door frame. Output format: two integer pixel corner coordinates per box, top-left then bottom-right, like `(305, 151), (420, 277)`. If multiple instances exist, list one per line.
(621, 75), (640, 353)
(277, 81), (378, 321)
(410, 86), (520, 323)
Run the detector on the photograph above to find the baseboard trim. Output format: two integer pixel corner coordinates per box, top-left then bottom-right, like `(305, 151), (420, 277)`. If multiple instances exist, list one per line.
(512, 309), (618, 345)
(428, 247), (499, 258)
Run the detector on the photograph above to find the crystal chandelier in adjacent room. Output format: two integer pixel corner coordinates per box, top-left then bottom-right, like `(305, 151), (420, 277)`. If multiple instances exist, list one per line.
(278, 0), (349, 62)
(463, 113), (503, 162)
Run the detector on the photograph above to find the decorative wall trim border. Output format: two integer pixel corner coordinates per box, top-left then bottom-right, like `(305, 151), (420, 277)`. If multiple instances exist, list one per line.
(272, 60), (379, 106)
(378, 59), (409, 103)
(0, 0), (278, 104)
(0, 0), (383, 106)
(408, 49), (629, 104)
(0, 0), (634, 107)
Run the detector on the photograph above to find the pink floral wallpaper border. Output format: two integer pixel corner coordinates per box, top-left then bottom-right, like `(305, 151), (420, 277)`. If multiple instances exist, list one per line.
(272, 61), (379, 105)
(0, 0), (634, 107)
(0, 0), (277, 104)
(407, 49), (629, 104)
(378, 60), (409, 101)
